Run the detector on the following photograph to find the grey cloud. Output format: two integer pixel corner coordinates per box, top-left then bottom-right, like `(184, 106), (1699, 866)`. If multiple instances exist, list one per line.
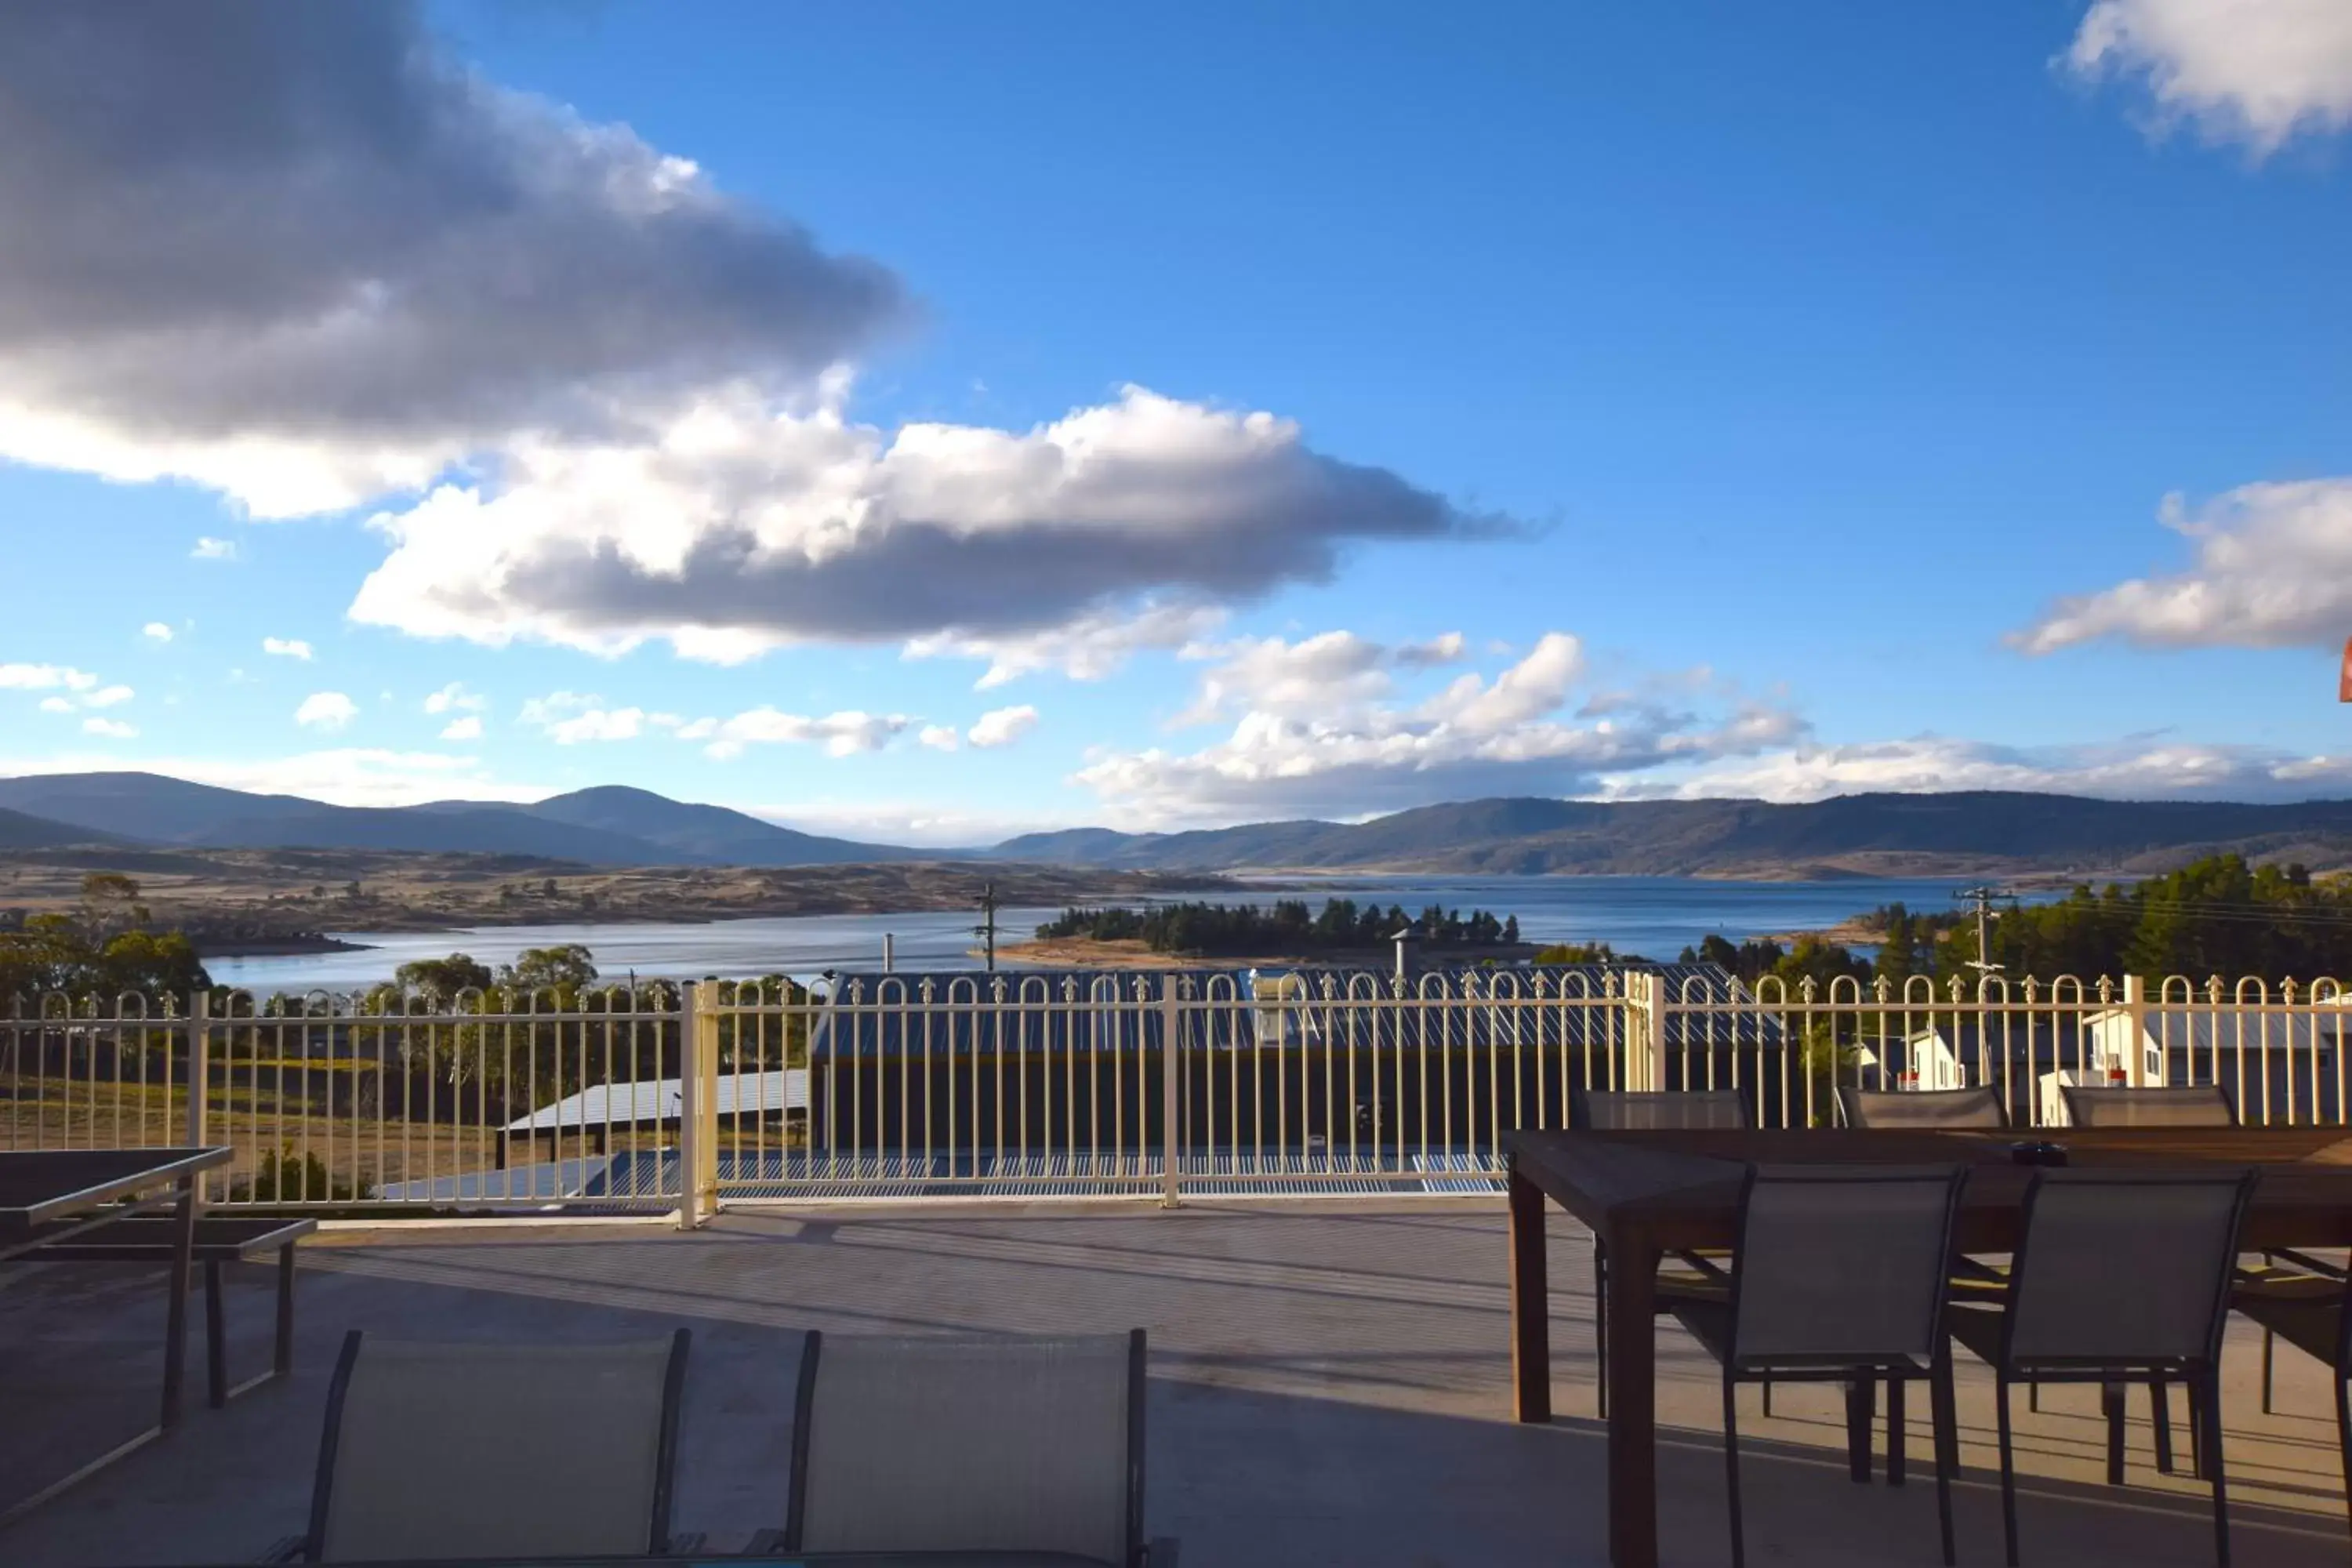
(0, 2), (898, 456)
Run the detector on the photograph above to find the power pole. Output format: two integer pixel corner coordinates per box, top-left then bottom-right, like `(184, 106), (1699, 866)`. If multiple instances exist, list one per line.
(975, 881), (999, 972)
(1951, 884), (2016, 978)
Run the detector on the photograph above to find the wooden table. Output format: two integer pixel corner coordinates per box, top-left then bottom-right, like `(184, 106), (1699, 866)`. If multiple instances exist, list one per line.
(1504, 1127), (2352, 1568)
(0, 1147), (232, 1522)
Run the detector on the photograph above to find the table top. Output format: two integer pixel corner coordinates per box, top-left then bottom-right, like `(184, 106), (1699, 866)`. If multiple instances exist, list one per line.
(176, 1555), (1109, 1567)
(1504, 1126), (2352, 1250)
(0, 1148), (230, 1229)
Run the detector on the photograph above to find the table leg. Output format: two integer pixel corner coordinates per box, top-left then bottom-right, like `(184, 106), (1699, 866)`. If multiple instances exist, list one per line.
(160, 1174), (196, 1428)
(1508, 1163), (1552, 1424)
(1606, 1217), (1660, 1568)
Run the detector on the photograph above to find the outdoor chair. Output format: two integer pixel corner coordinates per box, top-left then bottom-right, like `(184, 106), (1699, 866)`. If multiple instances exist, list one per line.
(1657, 1163), (1969, 1568)
(2229, 1261), (2352, 1541)
(267, 1329), (691, 1563)
(758, 1329), (1176, 1567)
(2058, 1082), (2237, 1127)
(1944, 1168), (2258, 1566)
(1836, 1085), (2007, 1129)
(1577, 1089), (1750, 1418)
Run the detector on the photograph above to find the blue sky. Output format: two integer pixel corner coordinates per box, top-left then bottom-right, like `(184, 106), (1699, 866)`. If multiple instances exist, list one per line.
(5, 1), (2352, 844)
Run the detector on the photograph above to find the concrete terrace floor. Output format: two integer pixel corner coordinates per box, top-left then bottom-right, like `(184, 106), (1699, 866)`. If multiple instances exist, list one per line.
(2, 1199), (2350, 1568)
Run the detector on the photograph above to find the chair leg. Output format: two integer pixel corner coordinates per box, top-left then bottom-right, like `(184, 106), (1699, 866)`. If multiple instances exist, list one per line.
(1997, 1376), (2020, 1568)
(2102, 1381), (2126, 1486)
(1846, 1376), (1876, 1483)
(1931, 1359), (1958, 1568)
(1887, 1373), (1907, 1488)
(1723, 1377), (1746, 1568)
(1762, 1377), (1773, 1417)
(2334, 1373), (2352, 1552)
(2029, 1379), (2040, 1414)
(274, 1243), (296, 1378)
(1592, 1234), (1608, 1421)
(202, 1260), (226, 1410)
(2151, 1377), (2174, 1475)
(2202, 1367), (2232, 1568)
(2262, 1329), (2276, 1416)
(2187, 1377), (2207, 1480)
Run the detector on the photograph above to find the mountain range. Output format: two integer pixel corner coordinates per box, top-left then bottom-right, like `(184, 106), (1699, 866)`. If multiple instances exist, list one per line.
(8, 771), (2352, 878)
(0, 773), (920, 867)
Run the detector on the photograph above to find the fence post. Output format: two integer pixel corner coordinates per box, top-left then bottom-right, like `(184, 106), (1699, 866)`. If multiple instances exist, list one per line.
(678, 981), (720, 1229)
(184, 990), (210, 1203)
(1160, 976), (1182, 1209)
(1624, 971), (1665, 1091)
(2120, 973), (2150, 1088)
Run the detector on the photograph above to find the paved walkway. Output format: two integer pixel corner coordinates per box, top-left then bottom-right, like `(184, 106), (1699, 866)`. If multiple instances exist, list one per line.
(2, 1199), (2347, 1566)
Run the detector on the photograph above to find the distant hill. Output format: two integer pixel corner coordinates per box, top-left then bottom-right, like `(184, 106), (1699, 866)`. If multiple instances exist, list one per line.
(989, 793), (2352, 878)
(0, 772), (923, 867)
(0, 805), (129, 851)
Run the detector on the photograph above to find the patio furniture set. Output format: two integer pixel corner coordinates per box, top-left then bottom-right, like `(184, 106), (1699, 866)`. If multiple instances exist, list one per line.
(1512, 1082), (2352, 1568)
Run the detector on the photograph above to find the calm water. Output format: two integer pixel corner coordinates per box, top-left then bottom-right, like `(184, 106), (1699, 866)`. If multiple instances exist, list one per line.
(203, 874), (1995, 993)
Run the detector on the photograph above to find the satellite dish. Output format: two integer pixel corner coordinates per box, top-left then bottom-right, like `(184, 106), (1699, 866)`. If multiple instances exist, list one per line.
(2340, 636), (2352, 702)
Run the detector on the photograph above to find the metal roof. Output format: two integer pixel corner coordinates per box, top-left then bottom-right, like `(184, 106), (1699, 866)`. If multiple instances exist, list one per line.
(503, 1067), (807, 1133)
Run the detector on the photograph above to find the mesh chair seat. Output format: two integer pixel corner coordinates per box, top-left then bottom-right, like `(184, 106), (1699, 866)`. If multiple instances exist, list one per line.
(783, 1331), (1163, 1567)
(2233, 1287), (2339, 1367)
(295, 1331), (690, 1563)
(2059, 1084), (2236, 1128)
(1838, 1086), (2007, 1129)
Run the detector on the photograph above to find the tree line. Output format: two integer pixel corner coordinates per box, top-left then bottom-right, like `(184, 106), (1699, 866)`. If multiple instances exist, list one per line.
(1038, 898), (1523, 956)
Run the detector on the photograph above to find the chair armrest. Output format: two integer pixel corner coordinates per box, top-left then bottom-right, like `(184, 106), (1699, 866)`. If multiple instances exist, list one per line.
(1144, 1537), (1181, 1566)
(256, 1536), (307, 1564)
(743, 1527), (786, 1554)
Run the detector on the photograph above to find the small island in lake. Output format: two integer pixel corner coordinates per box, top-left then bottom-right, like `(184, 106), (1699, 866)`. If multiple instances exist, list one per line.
(1002, 896), (1543, 967)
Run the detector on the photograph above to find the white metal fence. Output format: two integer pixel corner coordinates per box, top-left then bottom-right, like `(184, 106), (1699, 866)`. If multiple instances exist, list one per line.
(5, 967), (2347, 1217)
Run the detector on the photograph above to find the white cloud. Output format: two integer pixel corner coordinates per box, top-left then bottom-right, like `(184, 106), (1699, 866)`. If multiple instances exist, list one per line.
(906, 601), (1229, 689)
(967, 705), (1040, 750)
(261, 637), (314, 660)
(1173, 630), (1468, 727)
(918, 725), (961, 752)
(81, 684), (133, 709)
(2018, 479), (2352, 652)
(191, 536), (237, 561)
(423, 681), (488, 715)
(1652, 734), (2352, 804)
(517, 691), (645, 743)
(79, 717), (136, 739)
(2067, 0), (2352, 154)
(0, 6), (898, 521)
(141, 622), (172, 642)
(0, 663), (96, 691)
(347, 385), (1475, 662)
(1076, 630), (1802, 826)
(684, 707), (909, 760)
(437, 715), (483, 741)
(294, 690), (359, 731)
(38, 697), (71, 713)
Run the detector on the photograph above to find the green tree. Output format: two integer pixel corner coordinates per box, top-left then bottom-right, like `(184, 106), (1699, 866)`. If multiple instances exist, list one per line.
(394, 953), (495, 1000)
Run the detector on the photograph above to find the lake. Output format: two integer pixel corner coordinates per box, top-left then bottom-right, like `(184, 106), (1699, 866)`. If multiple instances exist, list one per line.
(201, 874), (2012, 993)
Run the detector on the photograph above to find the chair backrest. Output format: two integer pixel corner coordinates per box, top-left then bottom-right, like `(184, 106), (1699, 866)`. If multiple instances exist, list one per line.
(788, 1330), (1143, 1567)
(2002, 1169), (2256, 1367)
(2059, 1083), (2238, 1127)
(1577, 1089), (1750, 1131)
(1726, 1164), (1965, 1368)
(307, 1330), (688, 1563)
(1837, 1085), (2007, 1130)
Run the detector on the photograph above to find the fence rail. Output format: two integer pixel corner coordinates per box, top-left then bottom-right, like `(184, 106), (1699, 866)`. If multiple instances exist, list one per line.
(6, 968), (2347, 1216)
